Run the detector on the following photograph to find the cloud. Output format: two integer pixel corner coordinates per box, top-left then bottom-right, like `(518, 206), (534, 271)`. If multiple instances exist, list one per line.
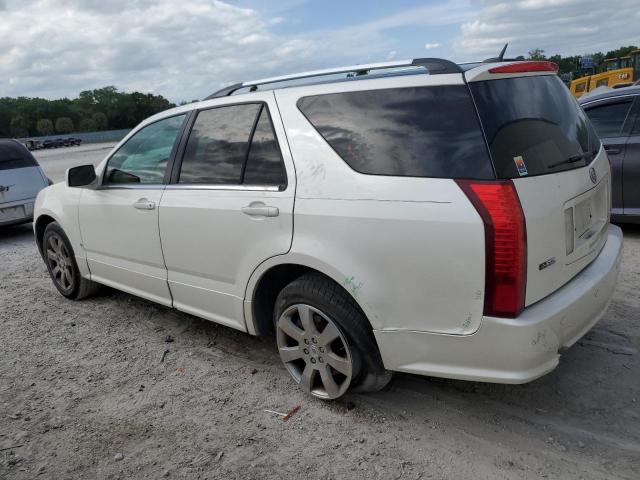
(453, 0), (640, 61)
(0, 0), (316, 101)
(424, 43), (442, 50)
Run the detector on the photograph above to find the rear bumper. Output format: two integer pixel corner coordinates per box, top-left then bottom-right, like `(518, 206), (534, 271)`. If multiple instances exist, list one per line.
(374, 224), (623, 383)
(0, 198), (35, 226)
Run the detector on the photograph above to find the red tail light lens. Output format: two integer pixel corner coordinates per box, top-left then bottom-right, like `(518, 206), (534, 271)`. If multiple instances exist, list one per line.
(456, 180), (527, 318)
(488, 61), (558, 74)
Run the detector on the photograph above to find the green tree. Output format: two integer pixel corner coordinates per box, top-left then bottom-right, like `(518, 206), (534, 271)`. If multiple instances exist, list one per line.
(78, 117), (97, 132)
(528, 48), (546, 60)
(36, 118), (54, 136)
(92, 111), (108, 130)
(55, 117), (74, 133)
(10, 115), (29, 138)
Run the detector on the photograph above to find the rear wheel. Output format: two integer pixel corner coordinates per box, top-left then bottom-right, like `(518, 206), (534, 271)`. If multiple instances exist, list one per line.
(274, 273), (392, 400)
(42, 222), (100, 300)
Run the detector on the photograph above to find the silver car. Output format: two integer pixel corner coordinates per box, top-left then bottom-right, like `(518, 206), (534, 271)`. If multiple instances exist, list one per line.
(0, 139), (50, 226)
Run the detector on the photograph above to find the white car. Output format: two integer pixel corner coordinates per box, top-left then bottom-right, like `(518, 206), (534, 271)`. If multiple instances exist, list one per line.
(34, 58), (623, 399)
(1, 139), (50, 226)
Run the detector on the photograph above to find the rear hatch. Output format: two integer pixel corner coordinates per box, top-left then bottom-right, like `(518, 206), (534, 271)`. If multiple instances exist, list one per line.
(468, 72), (609, 306)
(0, 141), (47, 207)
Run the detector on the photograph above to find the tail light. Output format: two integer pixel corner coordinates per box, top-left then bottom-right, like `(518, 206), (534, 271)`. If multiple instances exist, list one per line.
(456, 180), (527, 318)
(488, 61), (558, 74)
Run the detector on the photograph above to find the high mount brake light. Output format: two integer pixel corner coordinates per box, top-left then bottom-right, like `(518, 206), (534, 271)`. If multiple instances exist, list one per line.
(456, 180), (527, 318)
(488, 61), (559, 74)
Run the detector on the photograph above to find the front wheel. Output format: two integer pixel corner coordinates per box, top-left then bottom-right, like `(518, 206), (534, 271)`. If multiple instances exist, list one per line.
(274, 273), (392, 400)
(42, 222), (100, 300)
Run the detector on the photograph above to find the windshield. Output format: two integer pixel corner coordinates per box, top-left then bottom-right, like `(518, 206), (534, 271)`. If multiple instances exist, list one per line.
(469, 75), (600, 178)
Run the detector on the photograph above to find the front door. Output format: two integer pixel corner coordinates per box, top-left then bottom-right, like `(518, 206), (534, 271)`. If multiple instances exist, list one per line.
(78, 113), (187, 305)
(623, 104), (640, 216)
(158, 94), (295, 331)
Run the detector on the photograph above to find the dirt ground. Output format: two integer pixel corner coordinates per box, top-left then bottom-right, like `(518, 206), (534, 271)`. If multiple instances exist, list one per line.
(0, 222), (639, 480)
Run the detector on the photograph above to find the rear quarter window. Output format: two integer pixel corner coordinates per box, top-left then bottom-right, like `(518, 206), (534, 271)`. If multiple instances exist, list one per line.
(297, 86), (494, 179)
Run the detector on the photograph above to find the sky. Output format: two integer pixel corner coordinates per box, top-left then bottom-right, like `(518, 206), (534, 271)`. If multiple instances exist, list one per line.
(0, 0), (639, 102)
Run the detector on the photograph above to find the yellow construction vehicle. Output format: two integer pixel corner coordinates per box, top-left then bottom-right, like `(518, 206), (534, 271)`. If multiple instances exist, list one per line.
(570, 49), (640, 97)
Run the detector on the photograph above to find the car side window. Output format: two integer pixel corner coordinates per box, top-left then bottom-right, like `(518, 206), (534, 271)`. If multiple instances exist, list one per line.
(178, 103), (286, 186)
(243, 106), (286, 186)
(179, 104), (261, 184)
(104, 114), (186, 185)
(584, 100), (633, 138)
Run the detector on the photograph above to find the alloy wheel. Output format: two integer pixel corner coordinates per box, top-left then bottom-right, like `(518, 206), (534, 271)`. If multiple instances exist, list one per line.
(276, 304), (353, 399)
(45, 234), (75, 292)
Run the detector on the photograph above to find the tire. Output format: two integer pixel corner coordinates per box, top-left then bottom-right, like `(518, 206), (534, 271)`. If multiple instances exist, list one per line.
(274, 272), (392, 400)
(42, 222), (100, 300)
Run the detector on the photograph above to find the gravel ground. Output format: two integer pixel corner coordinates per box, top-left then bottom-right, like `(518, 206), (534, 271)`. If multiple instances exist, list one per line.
(0, 223), (638, 480)
(1, 144), (639, 479)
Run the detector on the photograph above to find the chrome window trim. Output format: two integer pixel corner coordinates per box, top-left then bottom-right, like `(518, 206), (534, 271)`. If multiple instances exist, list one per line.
(96, 184), (166, 190)
(165, 184), (280, 192)
(580, 93), (638, 107)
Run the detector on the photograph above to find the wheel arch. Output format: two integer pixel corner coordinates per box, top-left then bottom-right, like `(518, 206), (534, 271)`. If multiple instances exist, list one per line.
(34, 213), (58, 256)
(245, 254), (380, 339)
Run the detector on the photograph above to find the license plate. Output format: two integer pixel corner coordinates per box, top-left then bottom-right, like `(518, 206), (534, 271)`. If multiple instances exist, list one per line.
(574, 199), (592, 238)
(0, 203), (31, 222)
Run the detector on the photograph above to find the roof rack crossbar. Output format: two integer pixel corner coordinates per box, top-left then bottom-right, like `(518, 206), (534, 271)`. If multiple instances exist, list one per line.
(206, 57), (463, 99)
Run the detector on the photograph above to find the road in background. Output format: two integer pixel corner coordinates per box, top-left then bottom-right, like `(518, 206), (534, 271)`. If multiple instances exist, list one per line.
(33, 142), (117, 183)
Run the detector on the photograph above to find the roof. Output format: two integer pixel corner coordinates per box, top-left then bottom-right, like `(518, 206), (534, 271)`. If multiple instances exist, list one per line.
(205, 57), (464, 99)
(579, 85), (640, 104)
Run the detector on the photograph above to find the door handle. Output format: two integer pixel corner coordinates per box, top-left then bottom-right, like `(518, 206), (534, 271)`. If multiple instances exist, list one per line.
(133, 198), (156, 210)
(604, 146), (621, 155)
(241, 204), (279, 217)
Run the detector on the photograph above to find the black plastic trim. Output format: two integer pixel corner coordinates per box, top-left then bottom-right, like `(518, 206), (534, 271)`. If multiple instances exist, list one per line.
(411, 58), (463, 74)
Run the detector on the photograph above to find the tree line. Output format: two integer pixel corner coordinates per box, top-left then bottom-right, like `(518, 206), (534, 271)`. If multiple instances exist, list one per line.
(0, 86), (175, 138)
(523, 45), (638, 77)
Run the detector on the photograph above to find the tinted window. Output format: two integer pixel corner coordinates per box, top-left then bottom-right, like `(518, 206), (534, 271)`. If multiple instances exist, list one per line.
(243, 106), (286, 186)
(575, 81), (587, 93)
(585, 100), (633, 138)
(104, 114), (185, 184)
(0, 141), (38, 171)
(297, 86), (493, 179)
(179, 104), (260, 184)
(470, 75), (600, 178)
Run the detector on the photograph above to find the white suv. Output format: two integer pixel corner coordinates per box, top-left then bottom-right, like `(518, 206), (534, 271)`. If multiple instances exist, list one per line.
(34, 58), (623, 399)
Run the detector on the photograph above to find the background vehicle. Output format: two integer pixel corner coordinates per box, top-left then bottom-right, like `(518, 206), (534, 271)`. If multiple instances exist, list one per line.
(580, 85), (640, 223)
(34, 58), (622, 400)
(0, 139), (50, 226)
(24, 139), (42, 151)
(571, 49), (640, 97)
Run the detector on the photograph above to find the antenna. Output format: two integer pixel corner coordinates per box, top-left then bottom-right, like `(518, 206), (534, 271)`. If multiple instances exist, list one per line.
(483, 43), (509, 63)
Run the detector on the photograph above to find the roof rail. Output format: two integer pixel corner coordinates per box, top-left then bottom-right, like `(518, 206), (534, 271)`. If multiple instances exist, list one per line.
(205, 57), (462, 99)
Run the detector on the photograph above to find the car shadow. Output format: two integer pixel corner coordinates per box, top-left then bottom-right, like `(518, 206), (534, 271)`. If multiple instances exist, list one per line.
(0, 222), (34, 242)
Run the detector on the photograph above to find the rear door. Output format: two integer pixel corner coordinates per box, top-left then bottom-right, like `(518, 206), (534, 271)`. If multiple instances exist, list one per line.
(582, 96), (636, 217)
(468, 73), (610, 306)
(158, 93), (295, 331)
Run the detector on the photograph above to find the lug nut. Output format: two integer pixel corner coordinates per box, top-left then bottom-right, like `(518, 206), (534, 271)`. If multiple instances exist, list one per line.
(310, 358), (316, 364)
(304, 339), (309, 345)
(319, 347), (325, 353)
(318, 357), (324, 363)
(303, 348), (309, 355)
(312, 337), (318, 344)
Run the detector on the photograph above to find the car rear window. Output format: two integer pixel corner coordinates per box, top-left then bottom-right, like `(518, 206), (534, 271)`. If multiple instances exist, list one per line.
(469, 75), (601, 179)
(0, 141), (39, 171)
(297, 86), (494, 179)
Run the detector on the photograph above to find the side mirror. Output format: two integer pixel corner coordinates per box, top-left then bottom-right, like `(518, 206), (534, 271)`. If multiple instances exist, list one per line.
(67, 165), (97, 187)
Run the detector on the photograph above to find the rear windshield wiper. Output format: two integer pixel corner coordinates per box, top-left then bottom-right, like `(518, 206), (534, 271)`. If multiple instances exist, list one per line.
(547, 151), (593, 170)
